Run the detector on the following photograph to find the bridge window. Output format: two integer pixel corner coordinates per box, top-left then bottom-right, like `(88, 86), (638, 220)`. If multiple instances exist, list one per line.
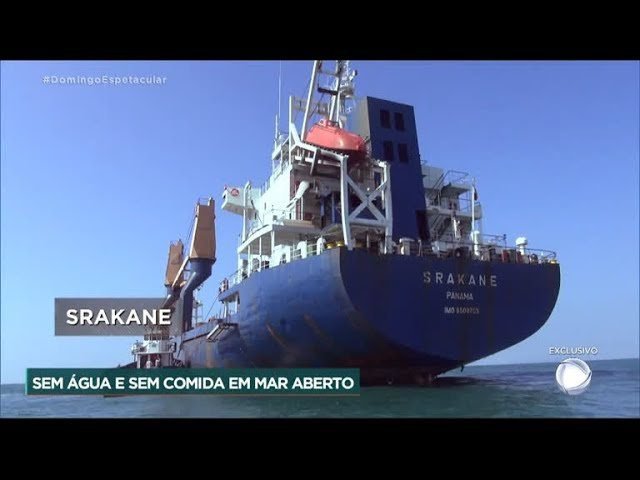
(394, 112), (405, 131)
(398, 143), (409, 163)
(383, 141), (394, 161)
(380, 109), (391, 128)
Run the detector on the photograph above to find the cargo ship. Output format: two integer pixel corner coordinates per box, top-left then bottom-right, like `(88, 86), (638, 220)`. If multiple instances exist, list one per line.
(128, 61), (561, 384)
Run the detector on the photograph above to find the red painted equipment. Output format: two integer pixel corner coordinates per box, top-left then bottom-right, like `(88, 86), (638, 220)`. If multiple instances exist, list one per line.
(306, 119), (367, 160)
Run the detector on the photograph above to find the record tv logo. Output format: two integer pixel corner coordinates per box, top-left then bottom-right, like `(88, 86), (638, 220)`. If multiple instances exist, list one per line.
(555, 358), (592, 395)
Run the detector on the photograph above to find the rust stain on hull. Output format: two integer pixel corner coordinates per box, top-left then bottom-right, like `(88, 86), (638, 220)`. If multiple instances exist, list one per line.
(265, 322), (291, 351)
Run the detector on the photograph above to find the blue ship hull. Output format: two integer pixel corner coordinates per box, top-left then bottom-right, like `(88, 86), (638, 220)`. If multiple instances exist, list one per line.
(179, 248), (560, 383)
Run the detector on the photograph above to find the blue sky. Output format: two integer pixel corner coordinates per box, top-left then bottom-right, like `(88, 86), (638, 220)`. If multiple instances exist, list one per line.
(1, 61), (638, 384)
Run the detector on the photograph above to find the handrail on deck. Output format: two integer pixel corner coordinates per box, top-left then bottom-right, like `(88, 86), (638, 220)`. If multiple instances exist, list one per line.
(217, 237), (557, 294)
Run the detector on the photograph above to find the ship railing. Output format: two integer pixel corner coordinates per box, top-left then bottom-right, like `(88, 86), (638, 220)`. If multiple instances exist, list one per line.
(428, 238), (557, 263)
(442, 170), (470, 186)
(247, 220), (261, 236)
(478, 233), (508, 247)
(257, 158), (290, 197)
(426, 170), (471, 206)
(270, 207), (294, 217)
(219, 267), (246, 291)
(245, 206), (295, 237)
(521, 248), (557, 262)
(426, 171), (447, 203)
(456, 197), (473, 214)
(220, 242), (324, 293)
(258, 178), (271, 196)
(432, 232), (506, 247)
(291, 242), (320, 261)
(478, 245), (557, 263)
(219, 237), (558, 293)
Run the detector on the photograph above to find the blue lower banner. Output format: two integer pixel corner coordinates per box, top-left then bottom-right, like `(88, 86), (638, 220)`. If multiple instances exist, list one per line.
(26, 368), (360, 395)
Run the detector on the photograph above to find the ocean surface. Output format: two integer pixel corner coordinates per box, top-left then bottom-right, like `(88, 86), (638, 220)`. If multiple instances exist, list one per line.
(2, 359), (638, 418)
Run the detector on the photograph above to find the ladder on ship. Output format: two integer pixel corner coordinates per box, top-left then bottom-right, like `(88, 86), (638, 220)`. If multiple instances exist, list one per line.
(206, 321), (238, 342)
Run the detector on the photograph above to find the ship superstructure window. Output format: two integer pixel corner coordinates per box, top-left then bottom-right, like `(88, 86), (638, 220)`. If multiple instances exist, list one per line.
(398, 143), (409, 163)
(380, 109), (391, 128)
(394, 112), (405, 131)
(383, 141), (394, 161)
(374, 171), (381, 187)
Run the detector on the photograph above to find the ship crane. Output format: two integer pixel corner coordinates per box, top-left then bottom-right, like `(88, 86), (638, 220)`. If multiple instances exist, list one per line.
(130, 198), (217, 369)
(163, 198), (217, 333)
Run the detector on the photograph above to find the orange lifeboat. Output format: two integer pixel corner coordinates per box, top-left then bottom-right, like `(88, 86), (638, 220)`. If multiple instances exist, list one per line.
(305, 119), (367, 161)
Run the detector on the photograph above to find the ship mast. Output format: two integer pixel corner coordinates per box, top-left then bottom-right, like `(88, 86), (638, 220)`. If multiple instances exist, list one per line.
(301, 60), (357, 139)
(293, 60), (393, 252)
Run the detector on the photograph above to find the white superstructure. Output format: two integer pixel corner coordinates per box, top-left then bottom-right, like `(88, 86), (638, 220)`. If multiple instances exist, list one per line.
(221, 61), (394, 283)
(219, 60), (557, 292)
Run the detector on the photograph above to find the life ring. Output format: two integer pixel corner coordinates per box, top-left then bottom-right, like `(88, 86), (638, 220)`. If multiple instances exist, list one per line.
(230, 188), (240, 197)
